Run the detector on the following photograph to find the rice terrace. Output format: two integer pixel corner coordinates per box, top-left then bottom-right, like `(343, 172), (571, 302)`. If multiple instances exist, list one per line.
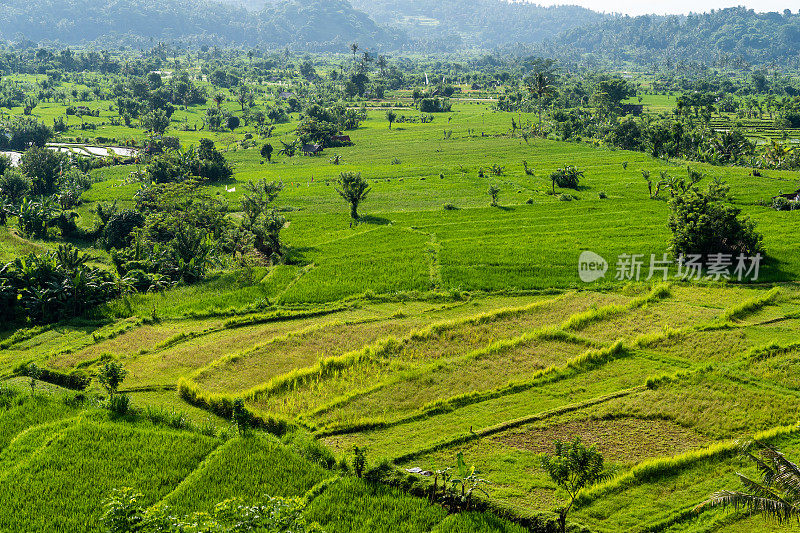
(1, 2), (800, 532)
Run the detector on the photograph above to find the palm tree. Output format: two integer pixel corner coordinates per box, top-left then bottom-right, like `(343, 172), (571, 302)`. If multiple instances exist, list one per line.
(526, 71), (556, 127)
(386, 109), (397, 129)
(213, 93), (224, 109)
(696, 442), (800, 524)
(335, 172), (370, 219)
(377, 55), (388, 77)
(362, 51), (373, 68)
(349, 43), (359, 67)
(277, 139), (299, 158)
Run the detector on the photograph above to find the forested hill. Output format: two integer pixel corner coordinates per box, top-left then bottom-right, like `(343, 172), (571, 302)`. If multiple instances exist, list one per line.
(349, 0), (608, 49)
(0, 0), (405, 51)
(541, 7), (800, 66)
(1, 0), (799, 66)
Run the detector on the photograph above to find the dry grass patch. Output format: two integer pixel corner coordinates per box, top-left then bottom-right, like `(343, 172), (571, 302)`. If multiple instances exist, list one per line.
(49, 318), (223, 369)
(646, 329), (751, 363)
(312, 339), (588, 427)
(120, 311), (379, 388)
(194, 316), (432, 393)
(579, 301), (719, 343)
(746, 345), (800, 391)
(247, 357), (402, 418)
(496, 417), (710, 463)
(593, 372), (800, 439)
(669, 286), (770, 312)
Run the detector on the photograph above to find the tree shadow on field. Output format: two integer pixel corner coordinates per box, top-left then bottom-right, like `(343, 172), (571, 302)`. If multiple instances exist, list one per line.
(755, 254), (796, 284)
(496, 206), (516, 212)
(357, 215), (391, 225)
(283, 246), (316, 265)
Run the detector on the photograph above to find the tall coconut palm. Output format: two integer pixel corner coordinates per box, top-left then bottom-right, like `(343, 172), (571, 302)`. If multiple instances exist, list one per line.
(349, 43), (359, 67)
(526, 71), (555, 127)
(696, 442), (800, 524)
(377, 55), (388, 77)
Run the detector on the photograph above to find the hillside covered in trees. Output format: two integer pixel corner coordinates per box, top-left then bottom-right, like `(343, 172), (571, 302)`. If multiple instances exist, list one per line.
(348, 0), (607, 50)
(1, 0), (800, 67)
(0, 0), (405, 51)
(542, 7), (800, 67)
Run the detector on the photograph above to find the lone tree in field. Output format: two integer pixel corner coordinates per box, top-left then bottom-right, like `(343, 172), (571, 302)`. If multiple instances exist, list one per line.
(232, 398), (251, 436)
(98, 361), (127, 400)
(550, 166), (584, 194)
(668, 189), (763, 259)
(697, 442), (800, 524)
(27, 362), (41, 395)
(336, 172), (370, 220)
(488, 184), (500, 206)
(386, 109), (397, 129)
(541, 437), (608, 533)
(260, 143), (273, 163)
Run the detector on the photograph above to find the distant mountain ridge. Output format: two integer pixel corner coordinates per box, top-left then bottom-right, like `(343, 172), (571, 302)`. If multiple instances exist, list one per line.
(0, 0), (404, 51)
(0, 0), (798, 66)
(348, 0), (609, 47)
(541, 7), (800, 65)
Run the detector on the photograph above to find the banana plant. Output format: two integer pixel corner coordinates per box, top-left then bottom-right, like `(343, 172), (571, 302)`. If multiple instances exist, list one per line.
(451, 452), (491, 510)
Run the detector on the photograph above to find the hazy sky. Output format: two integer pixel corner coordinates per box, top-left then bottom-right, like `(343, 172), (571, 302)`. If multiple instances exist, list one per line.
(534, 0), (796, 16)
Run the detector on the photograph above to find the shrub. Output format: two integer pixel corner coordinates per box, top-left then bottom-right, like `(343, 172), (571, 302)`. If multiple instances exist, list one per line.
(162, 136), (180, 150)
(15, 364), (90, 390)
(488, 185), (500, 206)
(197, 138), (233, 183)
(102, 488), (316, 533)
(98, 361), (127, 400)
(20, 145), (68, 195)
(17, 196), (58, 238)
(0, 154), (12, 176)
(232, 398), (251, 435)
(668, 190), (763, 258)
(109, 394), (131, 415)
(353, 446), (366, 478)
(772, 196), (797, 211)
(283, 431), (336, 469)
(443, 202), (457, 210)
(598, 191), (607, 199)
(0, 169), (32, 204)
(419, 97), (451, 113)
(550, 166), (584, 191)
(102, 210), (145, 250)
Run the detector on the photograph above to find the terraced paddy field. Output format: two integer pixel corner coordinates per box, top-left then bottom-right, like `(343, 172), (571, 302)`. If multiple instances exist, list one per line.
(2, 95), (800, 531)
(3, 282), (799, 531)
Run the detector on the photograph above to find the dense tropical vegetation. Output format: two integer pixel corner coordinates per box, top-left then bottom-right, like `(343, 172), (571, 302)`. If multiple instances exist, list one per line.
(0, 5), (799, 532)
